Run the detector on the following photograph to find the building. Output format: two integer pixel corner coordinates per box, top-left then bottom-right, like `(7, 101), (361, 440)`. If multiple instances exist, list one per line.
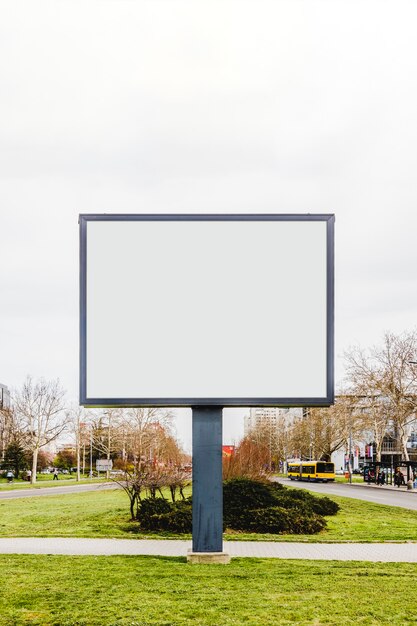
(244, 407), (302, 436)
(0, 382), (10, 410)
(0, 382), (11, 462)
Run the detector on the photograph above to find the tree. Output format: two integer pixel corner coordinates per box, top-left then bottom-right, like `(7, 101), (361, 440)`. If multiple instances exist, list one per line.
(345, 331), (417, 463)
(13, 376), (67, 483)
(308, 398), (356, 462)
(67, 406), (91, 481)
(223, 432), (271, 480)
(1, 441), (29, 478)
(0, 407), (24, 462)
(90, 409), (122, 479)
(123, 408), (174, 465)
(54, 449), (76, 470)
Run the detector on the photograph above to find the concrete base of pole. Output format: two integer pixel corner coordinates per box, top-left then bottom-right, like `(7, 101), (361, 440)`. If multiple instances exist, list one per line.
(187, 550), (231, 564)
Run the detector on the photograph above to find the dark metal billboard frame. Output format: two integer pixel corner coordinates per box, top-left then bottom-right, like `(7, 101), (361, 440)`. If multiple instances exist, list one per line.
(79, 213), (335, 409)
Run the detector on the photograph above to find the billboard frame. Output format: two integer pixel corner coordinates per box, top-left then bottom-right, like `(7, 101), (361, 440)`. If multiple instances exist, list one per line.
(79, 213), (334, 408)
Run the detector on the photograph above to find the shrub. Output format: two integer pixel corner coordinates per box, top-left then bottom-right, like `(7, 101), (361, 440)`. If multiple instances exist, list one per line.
(137, 497), (172, 529)
(223, 478), (337, 532)
(137, 480), (337, 536)
(246, 507), (291, 533)
(247, 507), (326, 534)
(286, 510), (327, 534)
(164, 499), (192, 533)
(223, 478), (281, 510)
(273, 489), (339, 516)
(138, 497), (192, 533)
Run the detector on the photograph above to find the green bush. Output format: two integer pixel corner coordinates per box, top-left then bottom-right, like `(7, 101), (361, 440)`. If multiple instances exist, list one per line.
(286, 510), (327, 534)
(223, 478), (282, 510)
(163, 500), (192, 533)
(137, 480), (337, 536)
(137, 497), (172, 529)
(138, 497), (192, 533)
(223, 478), (336, 534)
(273, 489), (339, 516)
(246, 506), (327, 534)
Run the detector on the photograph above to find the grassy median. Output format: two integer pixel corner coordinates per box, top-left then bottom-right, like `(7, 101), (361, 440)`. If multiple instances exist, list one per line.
(0, 555), (415, 626)
(1, 488), (417, 542)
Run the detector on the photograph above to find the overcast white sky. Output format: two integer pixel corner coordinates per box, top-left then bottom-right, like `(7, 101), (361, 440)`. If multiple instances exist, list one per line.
(1, 1), (417, 452)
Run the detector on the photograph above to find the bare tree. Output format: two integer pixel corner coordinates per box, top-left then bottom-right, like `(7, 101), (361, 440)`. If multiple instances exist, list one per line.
(223, 431), (271, 480)
(123, 408), (174, 465)
(13, 376), (67, 483)
(67, 405), (92, 481)
(90, 409), (122, 479)
(345, 331), (417, 462)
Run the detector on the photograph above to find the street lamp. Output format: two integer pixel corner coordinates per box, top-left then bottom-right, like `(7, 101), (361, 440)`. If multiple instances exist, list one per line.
(89, 426), (93, 479)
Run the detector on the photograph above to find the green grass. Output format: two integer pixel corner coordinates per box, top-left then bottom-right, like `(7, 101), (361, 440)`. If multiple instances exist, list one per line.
(334, 475), (364, 483)
(0, 555), (415, 625)
(1, 488), (417, 542)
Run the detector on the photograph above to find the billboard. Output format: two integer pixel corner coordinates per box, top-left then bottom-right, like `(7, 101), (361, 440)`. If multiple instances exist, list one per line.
(80, 214), (334, 407)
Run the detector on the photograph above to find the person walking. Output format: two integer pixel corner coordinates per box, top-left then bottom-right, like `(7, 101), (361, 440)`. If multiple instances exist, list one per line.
(53, 468), (59, 481)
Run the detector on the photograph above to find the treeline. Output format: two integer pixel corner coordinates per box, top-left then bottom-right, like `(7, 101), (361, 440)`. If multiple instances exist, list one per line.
(0, 376), (187, 484)
(224, 330), (417, 477)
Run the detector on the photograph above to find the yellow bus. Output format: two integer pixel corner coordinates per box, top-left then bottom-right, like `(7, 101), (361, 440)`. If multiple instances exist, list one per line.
(287, 461), (335, 483)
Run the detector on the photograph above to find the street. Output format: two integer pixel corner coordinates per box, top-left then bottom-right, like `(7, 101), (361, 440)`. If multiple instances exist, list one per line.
(2, 478), (417, 511)
(275, 477), (417, 511)
(0, 482), (118, 500)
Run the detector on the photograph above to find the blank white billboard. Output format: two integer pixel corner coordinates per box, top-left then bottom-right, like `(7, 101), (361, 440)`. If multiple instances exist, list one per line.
(80, 215), (334, 407)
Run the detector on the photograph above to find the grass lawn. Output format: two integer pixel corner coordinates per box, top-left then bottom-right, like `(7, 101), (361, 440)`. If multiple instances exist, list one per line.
(1, 488), (417, 542)
(0, 555), (415, 626)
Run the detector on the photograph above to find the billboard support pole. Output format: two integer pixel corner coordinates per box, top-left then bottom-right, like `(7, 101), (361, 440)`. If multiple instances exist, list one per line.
(188, 406), (230, 563)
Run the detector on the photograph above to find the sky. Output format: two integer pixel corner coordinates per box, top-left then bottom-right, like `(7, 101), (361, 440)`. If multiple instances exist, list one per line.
(1, 0), (417, 452)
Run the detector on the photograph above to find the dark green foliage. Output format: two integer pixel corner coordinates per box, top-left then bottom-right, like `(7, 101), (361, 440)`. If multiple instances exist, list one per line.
(247, 507), (326, 534)
(138, 480), (338, 536)
(137, 497), (172, 529)
(163, 499), (192, 533)
(286, 510), (327, 534)
(1, 442), (29, 478)
(223, 478), (337, 534)
(138, 497), (192, 532)
(223, 478), (281, 531)
(273, 488), (340, 516)
(223, 478), (281, 510)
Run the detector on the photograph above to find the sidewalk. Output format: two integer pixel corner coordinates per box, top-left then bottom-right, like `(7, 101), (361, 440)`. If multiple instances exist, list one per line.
(342, 481), (417, 493)
(0, 538), (416, 562)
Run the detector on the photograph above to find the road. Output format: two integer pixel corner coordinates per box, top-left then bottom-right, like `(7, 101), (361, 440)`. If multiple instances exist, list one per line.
(274, 477), (417, 511)
(0, 482), (118, 500)
(2, 478), (417, 511)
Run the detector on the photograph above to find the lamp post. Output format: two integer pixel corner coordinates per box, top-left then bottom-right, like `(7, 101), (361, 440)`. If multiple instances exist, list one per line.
(89, 426), (93, 479)
(349, 424), (353, 484)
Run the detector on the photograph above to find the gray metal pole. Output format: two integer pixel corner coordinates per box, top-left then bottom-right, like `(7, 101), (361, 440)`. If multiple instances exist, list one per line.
(192, 406), (223, 553)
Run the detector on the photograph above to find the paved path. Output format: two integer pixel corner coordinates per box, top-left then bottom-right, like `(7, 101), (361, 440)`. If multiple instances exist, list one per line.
(0, 482), (116, 500)
(275, 478), (417, 510)
(0, 538), (416, 562)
